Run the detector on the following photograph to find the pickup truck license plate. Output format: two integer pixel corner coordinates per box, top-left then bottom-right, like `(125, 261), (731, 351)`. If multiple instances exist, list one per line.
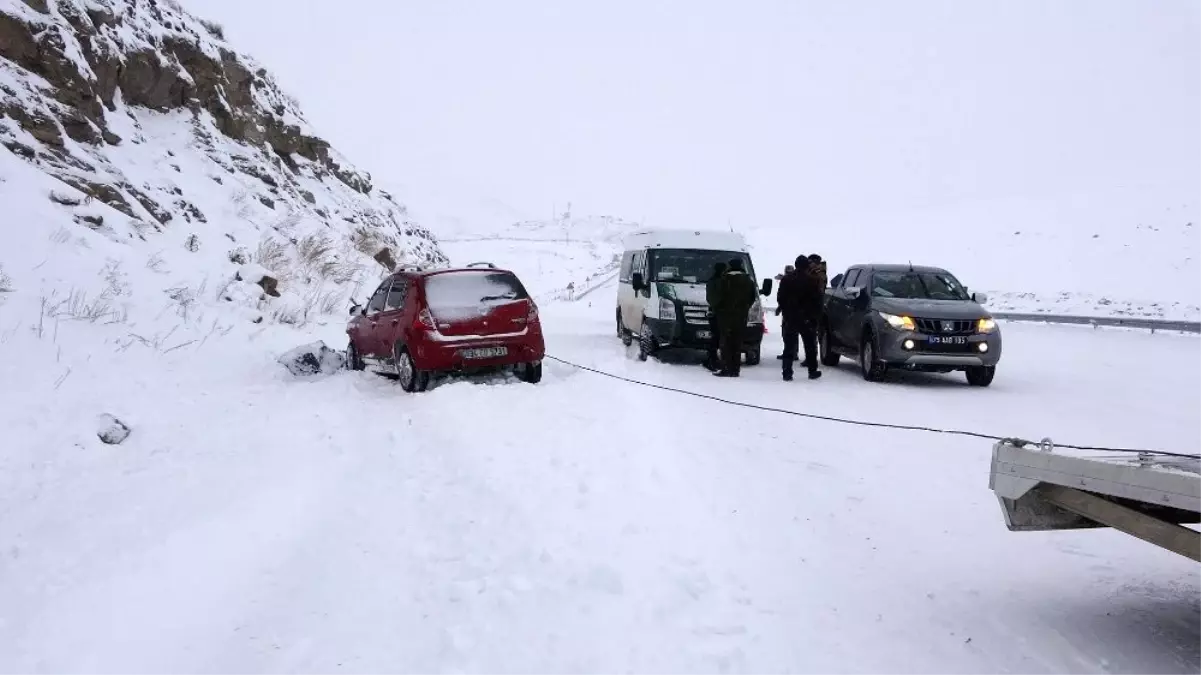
(697, 330), (711, 339)
(928, 336), (967, 345)
(461, 346), (507, 359)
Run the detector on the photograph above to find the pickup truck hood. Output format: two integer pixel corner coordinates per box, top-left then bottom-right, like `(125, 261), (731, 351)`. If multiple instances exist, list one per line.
(873, 297), (988, 320)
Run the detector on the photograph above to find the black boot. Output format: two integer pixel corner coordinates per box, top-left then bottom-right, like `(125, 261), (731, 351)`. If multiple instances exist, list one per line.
(808, 370), (822, 380)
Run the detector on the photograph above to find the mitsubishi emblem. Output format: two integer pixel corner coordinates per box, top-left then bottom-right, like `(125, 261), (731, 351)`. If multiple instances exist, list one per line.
(942, 322), (953, 333)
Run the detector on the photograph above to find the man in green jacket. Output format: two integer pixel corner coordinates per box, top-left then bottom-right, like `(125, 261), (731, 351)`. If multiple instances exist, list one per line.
(713, 257), (758, 377)
(703, 261), (728, 371)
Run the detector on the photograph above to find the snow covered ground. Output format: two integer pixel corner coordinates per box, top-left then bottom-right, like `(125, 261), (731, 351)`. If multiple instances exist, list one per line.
(1, 282), (1197, 673)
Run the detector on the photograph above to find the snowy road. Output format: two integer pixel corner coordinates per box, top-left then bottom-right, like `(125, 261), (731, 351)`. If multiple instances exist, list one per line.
(1, 298), (1198, 673)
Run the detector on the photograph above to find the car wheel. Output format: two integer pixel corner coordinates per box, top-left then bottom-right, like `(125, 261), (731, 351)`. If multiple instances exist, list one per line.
(744, 346), (761, 366)
(394, 343), (429, 392)
(860, 331), (887, 382)
(346, 341), (365, 371)
(638, 322), (654, 361)
(819, 326), (840, 367)
(966, 365), (996, 387)
(517, 361), (543, 384)
(619, 310), (633, 346)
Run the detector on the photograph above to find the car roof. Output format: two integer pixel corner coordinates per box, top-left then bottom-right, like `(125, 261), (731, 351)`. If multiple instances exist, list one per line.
(846, 263), (951, 274)
(395, 265), (516, 280)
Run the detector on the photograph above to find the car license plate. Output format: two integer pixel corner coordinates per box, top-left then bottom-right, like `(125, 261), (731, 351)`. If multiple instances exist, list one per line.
(928, 336), (967, 345)
(697, 330), (711, 339)
(461, 346), (507, 359)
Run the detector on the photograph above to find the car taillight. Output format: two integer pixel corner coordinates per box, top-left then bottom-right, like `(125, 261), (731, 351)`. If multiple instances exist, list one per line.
(527, 300), (539, 322)
(415, 307), (436, 330)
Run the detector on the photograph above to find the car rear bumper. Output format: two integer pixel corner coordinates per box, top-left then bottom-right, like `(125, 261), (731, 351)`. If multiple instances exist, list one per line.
(413, 333), (545, 372)
(646, 316), (763, 350)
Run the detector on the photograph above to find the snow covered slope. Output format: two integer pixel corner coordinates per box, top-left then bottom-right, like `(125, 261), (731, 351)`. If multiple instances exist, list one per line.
(437, 209), (641, 300)
(0, 0), (446, 328)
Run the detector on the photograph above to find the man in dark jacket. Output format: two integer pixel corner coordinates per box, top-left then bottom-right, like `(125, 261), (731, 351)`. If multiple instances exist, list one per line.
(778, 254), (826, 381)
(713, 257), (757, 377)
(703, 261), (727, 371)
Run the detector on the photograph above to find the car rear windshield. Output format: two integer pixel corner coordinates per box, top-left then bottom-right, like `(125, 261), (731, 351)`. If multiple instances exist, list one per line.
(871, 271), (969, 300)
(424, 271), (530, 317)
(650, 249), (754, 283)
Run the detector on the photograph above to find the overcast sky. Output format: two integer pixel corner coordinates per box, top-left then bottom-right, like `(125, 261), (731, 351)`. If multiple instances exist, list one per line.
(184, 0), (1200, 228)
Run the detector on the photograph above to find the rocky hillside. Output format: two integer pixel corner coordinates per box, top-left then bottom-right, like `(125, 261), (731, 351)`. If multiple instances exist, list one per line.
(0, 0), (446, 325)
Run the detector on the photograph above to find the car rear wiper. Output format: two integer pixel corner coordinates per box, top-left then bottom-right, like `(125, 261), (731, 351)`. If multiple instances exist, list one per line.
(480, 294), (518, 301)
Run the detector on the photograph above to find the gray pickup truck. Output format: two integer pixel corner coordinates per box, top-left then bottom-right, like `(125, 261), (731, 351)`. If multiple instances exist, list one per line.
(818, 263), (1001, 386)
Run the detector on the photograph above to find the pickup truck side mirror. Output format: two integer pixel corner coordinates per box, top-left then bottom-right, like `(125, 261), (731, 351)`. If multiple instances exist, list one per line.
(846, 286), (862, 299)
(631, 272), (645, 291)
(760, 278), (773, 296)
(349, 304), (361, 316)
(972, 292), (989, 304)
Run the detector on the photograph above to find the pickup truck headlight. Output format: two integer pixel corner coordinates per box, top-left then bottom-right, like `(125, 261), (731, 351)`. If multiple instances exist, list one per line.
(878, 311), (915, 331)
(659, 297), (676, 321)
(977, 317), (997, 333)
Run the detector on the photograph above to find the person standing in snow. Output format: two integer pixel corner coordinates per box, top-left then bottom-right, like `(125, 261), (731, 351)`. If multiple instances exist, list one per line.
(704, 261), (728, 371)
(778, 254), (826, 381)
(775, 263), (796, 359)
(713, 258), (757, 377)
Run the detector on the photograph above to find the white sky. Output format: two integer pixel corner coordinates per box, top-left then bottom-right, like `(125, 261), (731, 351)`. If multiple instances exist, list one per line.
(184, 0), (1200, 228)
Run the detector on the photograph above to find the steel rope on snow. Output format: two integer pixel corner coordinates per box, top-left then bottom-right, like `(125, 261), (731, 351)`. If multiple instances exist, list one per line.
(543, 354), (1201, 460)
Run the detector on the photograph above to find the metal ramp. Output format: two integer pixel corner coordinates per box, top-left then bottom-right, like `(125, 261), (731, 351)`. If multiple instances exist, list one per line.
(989, 440), (1201, 561)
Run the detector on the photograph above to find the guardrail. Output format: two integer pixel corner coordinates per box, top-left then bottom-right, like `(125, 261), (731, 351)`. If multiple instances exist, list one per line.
(760, 305), (1200, 333)
(988, 312), (1200, 333)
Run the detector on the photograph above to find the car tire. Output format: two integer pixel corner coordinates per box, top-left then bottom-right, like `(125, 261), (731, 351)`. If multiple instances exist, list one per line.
(966, 365), (996, 387)
(394, 343), (429, 393)
(618, 310), (633, 346)
(518, 361), (543, 384)
(744, 346), (761, 366)
(638, 322), (654, 361)
(819, 326), (840, 367)
(860, 331), (887, 382)
(346, 341), (365, 371)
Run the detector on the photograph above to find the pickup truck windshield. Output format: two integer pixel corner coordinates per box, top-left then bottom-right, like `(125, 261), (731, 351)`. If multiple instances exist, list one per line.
(649, 249), (753, 283)
(871, 271), (970, 300)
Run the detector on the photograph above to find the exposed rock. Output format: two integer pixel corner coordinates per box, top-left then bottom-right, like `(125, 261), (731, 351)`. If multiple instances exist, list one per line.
(373, 247), (398, 271)
(97, 414), (131, 445)
(18, 0), (48, 14)
(184, 234), (200, 252)
(49, 190), (82, 206)
(74, 213), (104, 228)
(0, 0), (450, 281)
(257, 275), (280, 297)
(52, 175), (138, 218)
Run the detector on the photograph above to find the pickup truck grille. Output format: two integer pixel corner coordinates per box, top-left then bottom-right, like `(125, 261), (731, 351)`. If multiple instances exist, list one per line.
(682, 305), (710, 326)
(915, 318), (975, 335)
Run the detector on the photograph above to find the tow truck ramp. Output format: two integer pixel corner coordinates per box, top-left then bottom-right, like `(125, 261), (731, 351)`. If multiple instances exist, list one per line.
(989, 439), (1201, 561)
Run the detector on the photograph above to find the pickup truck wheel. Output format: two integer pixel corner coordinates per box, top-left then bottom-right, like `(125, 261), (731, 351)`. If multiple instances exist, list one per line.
(819, 326), (840, 367)
(966, 365), (996, 387)
(860, 332), (887, 382)
(744, 346), (761, 366)
(346, 341), (365, 371)
(394, 344), (429, 392)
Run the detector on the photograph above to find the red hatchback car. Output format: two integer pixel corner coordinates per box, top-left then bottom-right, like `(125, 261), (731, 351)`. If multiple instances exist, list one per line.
(346, 264), (545, 391)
